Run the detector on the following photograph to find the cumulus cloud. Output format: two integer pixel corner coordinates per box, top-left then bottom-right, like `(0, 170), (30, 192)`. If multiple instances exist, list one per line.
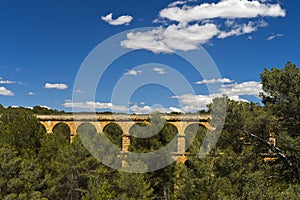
(160, 0), (286, 24)
(0, 77), (16, 84)
(131, 105), (183, 114)
(173, 80), (262, 112)
(219, 81), (262, 96)
(75, 89), (85, 94)
(173, 94), (247, 112)
(121, 28), (172, 53)
(44, 83), (68, 90)
(101, 13), (133, 26)
(172, 93), (217, 111)
(63, 100), (128, 111)
(63, 100), (182, 114)
(121, 23), (220, 53)
(28, 91), (35, 95)
(167, 0), (198, 8)
(64, 79), (263, 113)
(125, 69), (142, 75)
(0, 86), (14, 96)
(167, 1), (187, 8)
(195, 78), (233, 84)
(218, 21), (267, 39)
(267, 33), (283, 41)
(121, 0), (285, 53)
(153, 67), (166, 74)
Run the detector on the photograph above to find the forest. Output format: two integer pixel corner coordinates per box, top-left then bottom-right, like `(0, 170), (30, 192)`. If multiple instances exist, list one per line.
(0, 62), (299, 199)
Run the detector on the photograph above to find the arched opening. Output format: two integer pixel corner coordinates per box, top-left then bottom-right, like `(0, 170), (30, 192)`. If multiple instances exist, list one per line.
(129, 122), (148, 152)
(39, 123), (47, 134)
(103, 123), (123, 149)
(129, 122), (178, 153)
(53, 122), (71, 142)
(77, 123), (97, 138)
(160, 123), (178, 152)
(184, 124), (207, 153)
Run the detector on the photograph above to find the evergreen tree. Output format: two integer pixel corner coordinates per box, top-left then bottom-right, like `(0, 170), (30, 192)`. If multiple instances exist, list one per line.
(260, 62), (300, 184)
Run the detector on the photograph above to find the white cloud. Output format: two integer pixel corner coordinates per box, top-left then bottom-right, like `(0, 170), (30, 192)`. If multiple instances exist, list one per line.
(121, 27), (172, 53)
(129, 104), (152, 113)
(172, 92), (249, 112)
(0, 77), (16, 84)
(225, 19), (236, 27)
(195, 78), (233, 84)
(159, 0), (286, 24)
(44, 83), (68, 90)
(64, 80), (263, 113)
(121, 23), (220, 53)
(63, 100), (128, 111)
(75, 89), (85, 94)
(167, 0), (197, 8)
(28, 91), (35, 95)
(173, 80), (262, 112)
(167, 107), (183, 113)
(0, 86), (14, 96)
(219, 81), (262, 96)
(153, 67), (166, 74)
(267, 33), (283, 41)
(167, 1), (187, 8)
(172, 93), (247, 112)
(163, 23), (220, 49)
(63, 100), (183, 114)
(172, 93), (217, 111)
(40, 105), (51, 109)
(125, 69), (142, 75)
(101, 13), (133, 26)
(121, 1), (285, 53)
(218, 21), (267, 39)
(130, 104), (183, 114)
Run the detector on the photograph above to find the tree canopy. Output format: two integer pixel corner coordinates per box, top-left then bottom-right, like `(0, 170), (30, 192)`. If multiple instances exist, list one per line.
(0, 62), (299, 199)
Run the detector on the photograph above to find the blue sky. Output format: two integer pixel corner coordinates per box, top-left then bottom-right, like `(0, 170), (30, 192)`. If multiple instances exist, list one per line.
(0, 0), (299, 113)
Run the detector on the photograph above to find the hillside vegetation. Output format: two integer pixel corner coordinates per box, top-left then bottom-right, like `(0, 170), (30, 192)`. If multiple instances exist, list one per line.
(0, 62), (299, 199)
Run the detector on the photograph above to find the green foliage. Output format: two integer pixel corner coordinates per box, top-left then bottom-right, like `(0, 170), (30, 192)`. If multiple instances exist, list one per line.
(0, 107), (45, 155)
(260, 62), (300, 184)
(114, 171), (154, 200)
(32, 106), (65, 115)
(103, 123), (123, 149)
(185, 124), (207, 153)
(0, 61), (299, 199)
(129, 114), (177, 153)
(52, 123), (71, 142)
(77, 123), (97, 140)
(260, 62), (300, 130)
(0, 146), (47, 200)
(82, 167), (116, 200)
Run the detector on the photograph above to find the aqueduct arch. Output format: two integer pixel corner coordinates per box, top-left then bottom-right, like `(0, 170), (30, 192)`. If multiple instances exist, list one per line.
(37, 114), (211, 157)
(103, 123), (123, 148)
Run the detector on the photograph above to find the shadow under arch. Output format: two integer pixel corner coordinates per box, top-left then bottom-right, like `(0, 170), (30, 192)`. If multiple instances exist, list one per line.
(77, 122), (97, 138)
(53, 122), (71, 142)
(160, 123), (178, 153)
(39, 123), (47, 134)
(184, 124), (207, 153)
(103, 123), (123, 149)
(129, 122), (178, 153)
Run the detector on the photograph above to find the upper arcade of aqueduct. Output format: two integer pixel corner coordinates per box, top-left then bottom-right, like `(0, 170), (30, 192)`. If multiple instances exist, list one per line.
(37, 113), (212, 135)
(37, 113), (212, 154)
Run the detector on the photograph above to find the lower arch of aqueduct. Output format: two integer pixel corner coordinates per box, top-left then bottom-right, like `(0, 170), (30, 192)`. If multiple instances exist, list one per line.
(37, 114), (211, 155)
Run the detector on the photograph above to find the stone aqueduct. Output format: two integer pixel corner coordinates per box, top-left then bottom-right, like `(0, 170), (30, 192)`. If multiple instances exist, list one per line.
(37, 114), (211, 154)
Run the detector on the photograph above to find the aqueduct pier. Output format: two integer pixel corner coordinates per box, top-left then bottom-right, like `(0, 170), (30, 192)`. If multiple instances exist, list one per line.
(37, 114), (211, 154)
